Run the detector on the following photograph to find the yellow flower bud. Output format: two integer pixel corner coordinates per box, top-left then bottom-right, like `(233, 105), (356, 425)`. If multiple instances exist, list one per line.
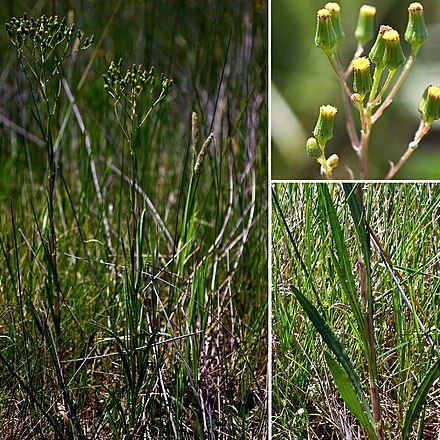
(405, 2), (429, 53)
(314, 9), (338, 53)
(352, 57), (372, 95)
(313, 105), (338, 146)
(418, 85), (440, 124)
(355, 5), (376, 46)
(382, 29), (406, 70)
(325, 3), (344, 43)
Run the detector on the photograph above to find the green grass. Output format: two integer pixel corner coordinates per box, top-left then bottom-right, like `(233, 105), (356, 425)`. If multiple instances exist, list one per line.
(0, 1), (268, 438)
(272, 183), (440, 439)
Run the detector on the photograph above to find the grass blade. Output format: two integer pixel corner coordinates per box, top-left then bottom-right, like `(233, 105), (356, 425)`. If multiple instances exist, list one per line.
(401, 359), (440, 439)
(317, 184), (366, 339)
(290, 285), (372, 418)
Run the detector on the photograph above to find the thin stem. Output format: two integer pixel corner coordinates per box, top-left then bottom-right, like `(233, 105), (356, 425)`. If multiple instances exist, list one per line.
(129, 106), (137, 294)
(327, 52), (360, 150)
(355, 97), (371, 179)
(385, 120), (431, 179)
(368, 65), (385, 106)
(359, 129), (370, 180)
(327, 53), (352, 97)
(372, 52), (417, 124)
(370, 69), (396, 108)
(317, 154), (334, 180)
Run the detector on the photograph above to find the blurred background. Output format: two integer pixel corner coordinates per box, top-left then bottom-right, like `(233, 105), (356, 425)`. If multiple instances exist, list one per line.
(272, 0), (440, 179)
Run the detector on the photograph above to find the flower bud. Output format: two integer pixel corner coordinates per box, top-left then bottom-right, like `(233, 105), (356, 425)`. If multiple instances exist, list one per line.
(352, 57), (372, 95)
(327, 154), (340, 169)
(325, 3), (344, 43)
(382, 29), (406, 70)
(405, 3), (428, 52)
(369, 25), (393, 68)
(355, 5), (376, 46)
(313, 105), (338, 146)
(306, 137), (322, 159)
(418, 85), (440, 124)
(314, 9), (338, 53)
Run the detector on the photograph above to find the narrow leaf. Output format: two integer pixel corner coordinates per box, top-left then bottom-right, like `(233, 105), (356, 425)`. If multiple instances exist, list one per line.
(290, 285), (371, 417)
(324, 350), (377, 440)
(401, 359), (440, 439)
(342, 183), (371, 272)
(317, 184), (367, 338)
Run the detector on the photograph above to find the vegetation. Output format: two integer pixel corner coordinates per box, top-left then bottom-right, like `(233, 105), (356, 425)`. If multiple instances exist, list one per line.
(271, 0), (440, 179)
(0, 1), (267, 438)
(272, 183), (440, 439)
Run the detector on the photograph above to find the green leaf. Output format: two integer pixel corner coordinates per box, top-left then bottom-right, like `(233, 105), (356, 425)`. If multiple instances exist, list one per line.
(342, 183), (373, 315)
(401, 359), (440, 439)
(342, 183), (371, 271)
(317, 184), (366, 338)
(290, 285), (372, 418)
(324, 350), (377, 440)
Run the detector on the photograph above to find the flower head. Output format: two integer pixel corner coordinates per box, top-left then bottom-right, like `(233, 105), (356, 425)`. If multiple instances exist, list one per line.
(314, 9), (339, 53)
(382, 29), (406, 70)
(313, 105), (338, 146)
(405, 2), (429, 53)
(352, 57), (372, 95)
(419, 85), (440, 124)
(325, 3), (344, 43)
(369, 25), (393, 68)
(355, 5), (376, 46)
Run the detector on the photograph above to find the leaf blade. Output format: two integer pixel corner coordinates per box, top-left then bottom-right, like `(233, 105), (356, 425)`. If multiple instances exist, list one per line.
(401, 359), (440, 439)
(324, 350), (377, 440)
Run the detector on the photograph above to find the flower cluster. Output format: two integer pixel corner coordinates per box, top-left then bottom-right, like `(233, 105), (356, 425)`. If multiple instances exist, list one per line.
(5, 13), (93, 56)
(307, 2), (437, 179)
(103, 60), (173, 103)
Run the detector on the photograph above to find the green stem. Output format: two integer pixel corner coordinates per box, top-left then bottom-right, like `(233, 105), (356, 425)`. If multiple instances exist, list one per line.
(371, 69), (396, 108)
(317, 154), (334, 180)
(368, 65), (384, 106)
(326, 52), (360, 150)
(372, 51), (418, 124)
(355, 97), (371, 179)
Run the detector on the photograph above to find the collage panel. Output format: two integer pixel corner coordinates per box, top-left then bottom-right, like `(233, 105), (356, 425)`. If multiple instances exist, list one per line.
(0, 1), (268, 438)
(272, 1), (440, 180)
(271, 182), (440, 438)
